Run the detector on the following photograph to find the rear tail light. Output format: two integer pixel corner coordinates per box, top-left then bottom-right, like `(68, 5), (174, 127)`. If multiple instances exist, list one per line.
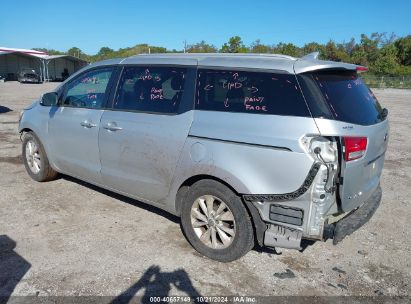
(343, 137), (367, 161)
(356, 66), (368, 73)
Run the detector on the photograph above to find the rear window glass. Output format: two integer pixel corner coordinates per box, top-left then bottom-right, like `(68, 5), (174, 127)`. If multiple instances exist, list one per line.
(196, 69), (310, 117)
(301, 71), (383, 125)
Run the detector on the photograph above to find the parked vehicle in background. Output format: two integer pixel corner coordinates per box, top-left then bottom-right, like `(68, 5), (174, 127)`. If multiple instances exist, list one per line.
(18, 68), (41, 83)
(18, 53), (389, 262)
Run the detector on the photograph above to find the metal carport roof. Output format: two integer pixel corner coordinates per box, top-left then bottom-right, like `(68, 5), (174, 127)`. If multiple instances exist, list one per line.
(0, 47), (88, 81)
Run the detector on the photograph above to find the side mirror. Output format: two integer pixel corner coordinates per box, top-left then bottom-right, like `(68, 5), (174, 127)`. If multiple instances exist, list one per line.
(381, 108), (388, 120)
(41, 92), (58, 106)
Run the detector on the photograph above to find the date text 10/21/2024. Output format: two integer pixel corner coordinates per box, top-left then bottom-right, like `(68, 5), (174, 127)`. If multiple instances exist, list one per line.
(149, 296), (257, 303)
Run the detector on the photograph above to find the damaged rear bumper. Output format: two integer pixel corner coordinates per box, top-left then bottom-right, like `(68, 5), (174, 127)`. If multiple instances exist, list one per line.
(325, 184), (382, 244)
(247, 184), (382, 250)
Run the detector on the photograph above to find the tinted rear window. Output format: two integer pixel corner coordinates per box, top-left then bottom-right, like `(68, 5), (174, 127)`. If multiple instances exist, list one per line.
(196, 69), (310, 117)
(299, 71), (383, 125)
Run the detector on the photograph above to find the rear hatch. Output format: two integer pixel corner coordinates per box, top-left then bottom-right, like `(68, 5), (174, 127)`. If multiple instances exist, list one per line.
(297, 68), (389, 212)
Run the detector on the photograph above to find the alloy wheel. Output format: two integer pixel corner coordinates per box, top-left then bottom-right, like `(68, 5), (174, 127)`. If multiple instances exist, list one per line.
(25, 140), (41, 174)
(190, 195), (236, 249)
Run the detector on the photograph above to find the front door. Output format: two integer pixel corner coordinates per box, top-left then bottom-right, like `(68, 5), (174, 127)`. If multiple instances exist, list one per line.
(48, 67), (115, 184)
(99, 66), (194, 203)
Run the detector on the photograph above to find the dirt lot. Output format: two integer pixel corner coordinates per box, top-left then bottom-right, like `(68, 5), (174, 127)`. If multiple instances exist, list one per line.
(0, 81), (410, 299)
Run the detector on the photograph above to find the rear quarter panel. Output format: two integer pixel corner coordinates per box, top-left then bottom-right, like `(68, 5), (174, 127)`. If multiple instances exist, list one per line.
(166, 111), (320, 211)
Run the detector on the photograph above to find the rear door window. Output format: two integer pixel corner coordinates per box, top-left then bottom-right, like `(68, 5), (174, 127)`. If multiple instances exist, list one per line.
(299, 70), (384, 125)
(113, 66), (187, 114)
(196, 69), (310, 117)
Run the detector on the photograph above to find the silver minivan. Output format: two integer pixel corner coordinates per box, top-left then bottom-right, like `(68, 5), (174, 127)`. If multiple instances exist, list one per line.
(19, 53), (389, 262)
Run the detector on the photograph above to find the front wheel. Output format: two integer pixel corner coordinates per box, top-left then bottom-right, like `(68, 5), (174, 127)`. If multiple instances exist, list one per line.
(22, 132), (58, 182)
(180, 180), (255, 262)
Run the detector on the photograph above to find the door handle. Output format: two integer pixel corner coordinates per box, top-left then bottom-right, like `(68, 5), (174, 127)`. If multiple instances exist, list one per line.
(80, 120), (97, 128)
(103, 122), (123, 132)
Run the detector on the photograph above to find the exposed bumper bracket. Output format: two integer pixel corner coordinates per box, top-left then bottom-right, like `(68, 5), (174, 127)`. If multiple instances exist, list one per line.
(264, 224), (302, 250)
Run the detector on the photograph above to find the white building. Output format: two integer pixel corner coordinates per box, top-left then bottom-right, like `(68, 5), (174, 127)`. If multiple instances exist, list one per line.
(0, 47), (88, 82)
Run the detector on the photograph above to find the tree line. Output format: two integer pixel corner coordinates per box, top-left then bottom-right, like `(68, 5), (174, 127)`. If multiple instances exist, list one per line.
(34, 32), (411, 76)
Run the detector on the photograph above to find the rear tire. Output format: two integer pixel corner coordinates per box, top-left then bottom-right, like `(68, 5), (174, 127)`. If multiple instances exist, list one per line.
(22, 132), (58, 182)
(180, 179), (254, 262)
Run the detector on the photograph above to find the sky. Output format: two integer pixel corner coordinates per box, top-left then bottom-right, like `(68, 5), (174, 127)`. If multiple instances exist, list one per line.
(1, 0), (410, 54)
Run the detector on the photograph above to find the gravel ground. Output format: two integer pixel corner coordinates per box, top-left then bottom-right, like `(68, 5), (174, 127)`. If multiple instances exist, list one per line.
(0, 82), (410, 299)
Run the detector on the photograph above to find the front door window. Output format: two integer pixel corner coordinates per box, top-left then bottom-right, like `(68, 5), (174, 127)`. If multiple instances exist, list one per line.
(63, 68), (114, 109)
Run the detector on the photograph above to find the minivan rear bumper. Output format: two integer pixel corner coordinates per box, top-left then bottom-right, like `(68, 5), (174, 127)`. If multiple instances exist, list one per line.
(324, 184), (382, 244)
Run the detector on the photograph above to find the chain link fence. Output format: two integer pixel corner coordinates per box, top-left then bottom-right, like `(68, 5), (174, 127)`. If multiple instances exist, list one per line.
(361, 75), (411, 89)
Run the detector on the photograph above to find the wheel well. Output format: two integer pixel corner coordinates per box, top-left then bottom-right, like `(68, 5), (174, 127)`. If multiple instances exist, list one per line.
(19, 128), (33, 141)
(19, 128), (33, 135)
(175, 175), (239, 216)
(175, 174), (266, 246)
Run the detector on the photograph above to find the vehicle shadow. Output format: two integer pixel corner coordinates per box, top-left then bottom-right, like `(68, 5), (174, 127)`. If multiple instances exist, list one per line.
(253, 244), (282, 256)
(111, 265), (203, 304)
(299, 239), (316, 252)
(62, 175), (180, 224)
(0, 235), (31, 303)
(0, 106), (12, 114)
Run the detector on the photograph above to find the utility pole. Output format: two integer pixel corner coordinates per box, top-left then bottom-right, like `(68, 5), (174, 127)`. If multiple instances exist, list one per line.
(183, 40), (187, 53)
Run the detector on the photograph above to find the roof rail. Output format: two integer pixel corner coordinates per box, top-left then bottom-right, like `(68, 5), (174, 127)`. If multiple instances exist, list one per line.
(132, 53), (296, 60)
(301, 52), (320, 60)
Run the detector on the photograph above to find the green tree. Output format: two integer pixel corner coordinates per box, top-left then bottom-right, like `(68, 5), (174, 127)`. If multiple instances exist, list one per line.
(67, 47), (83, 57)
(272, 43), (301, 57)
(322, 40), (350, 62)
(358, 33), (383, 64)
(220, 36), (247, 53)
(32, 48), (65, 55)
(302, 42), (324, 56)
(31, 32), (411, 75)
(344, 38), (356, 56)
(371, 44), (399, 75)
(336, 43), (351, 62)
(324, 41), (339, 61)
(249, 39), (272, 53)
(186, 41), (217, 53)
(394, 35), (411, 65)
(89, 44), (167, 61)
(351, 46), (368, 66)
(67, 47), (90, 61)
(97, 47), (114, 58)
(148, 46), (167, 53)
